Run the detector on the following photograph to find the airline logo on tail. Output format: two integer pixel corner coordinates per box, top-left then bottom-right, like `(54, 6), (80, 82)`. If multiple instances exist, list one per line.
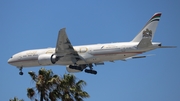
(142, 29), (152, 38)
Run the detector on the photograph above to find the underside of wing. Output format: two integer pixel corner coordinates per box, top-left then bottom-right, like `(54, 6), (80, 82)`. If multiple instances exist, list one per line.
(55, 28), (79, 63)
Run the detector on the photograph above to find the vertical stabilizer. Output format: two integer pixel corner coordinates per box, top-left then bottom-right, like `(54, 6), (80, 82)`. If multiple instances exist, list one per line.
(131, 13), (162, 42)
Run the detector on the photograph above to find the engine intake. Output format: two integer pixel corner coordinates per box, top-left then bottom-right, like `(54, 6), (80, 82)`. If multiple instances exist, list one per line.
(51, 54), (57, 64)
(38, 54), (58, 65)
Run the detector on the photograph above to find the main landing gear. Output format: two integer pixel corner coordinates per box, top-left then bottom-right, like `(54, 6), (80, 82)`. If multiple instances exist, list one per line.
(69, 64), (98, 75)
(85, 69), (97, 75)
(18, 67), (23, 75)
(84, 64), (97, 75)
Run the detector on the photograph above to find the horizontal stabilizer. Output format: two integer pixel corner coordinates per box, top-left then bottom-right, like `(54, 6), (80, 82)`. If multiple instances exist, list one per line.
(159, 46), (177, 48)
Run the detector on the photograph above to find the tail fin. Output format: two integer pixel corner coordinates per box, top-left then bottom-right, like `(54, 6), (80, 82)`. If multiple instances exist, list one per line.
(131, 12), (162, 42)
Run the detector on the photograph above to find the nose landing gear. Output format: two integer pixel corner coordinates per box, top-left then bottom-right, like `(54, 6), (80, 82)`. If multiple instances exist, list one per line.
(18, 67), (23, 75)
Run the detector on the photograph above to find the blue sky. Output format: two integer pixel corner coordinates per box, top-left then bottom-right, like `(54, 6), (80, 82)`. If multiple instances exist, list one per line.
(1, 0), (180, 101)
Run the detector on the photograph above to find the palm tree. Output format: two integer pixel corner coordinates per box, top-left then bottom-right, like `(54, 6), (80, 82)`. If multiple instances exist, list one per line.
(9, 97), (24, 101)
(27, 68), (60, 101)
(27, 68), (89, 101)
(58, 74), (90, 101)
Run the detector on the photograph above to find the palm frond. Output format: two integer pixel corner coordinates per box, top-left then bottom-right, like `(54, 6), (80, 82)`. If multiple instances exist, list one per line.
(28, 71), (37, 81)
(9, 97), (24, 101)
(27, 88), (35, 99)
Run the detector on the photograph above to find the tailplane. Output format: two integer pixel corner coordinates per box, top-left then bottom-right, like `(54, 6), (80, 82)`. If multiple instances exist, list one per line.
(131, 12), (162, 42)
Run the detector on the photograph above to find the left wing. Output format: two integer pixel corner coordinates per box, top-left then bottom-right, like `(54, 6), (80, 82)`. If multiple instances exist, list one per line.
(55, 28), (79, 63)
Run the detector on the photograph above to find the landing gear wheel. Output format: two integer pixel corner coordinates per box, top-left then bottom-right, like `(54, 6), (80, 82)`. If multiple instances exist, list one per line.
(85, 69), (97, 75)
(84, 64), (97, 75)
(18, 67), (23, 75)
(92, 70), (97, 75)
(19, 72), (23, 75)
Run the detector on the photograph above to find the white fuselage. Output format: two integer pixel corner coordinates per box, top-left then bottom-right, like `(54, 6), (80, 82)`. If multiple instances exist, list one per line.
(8, 42), (160, 68)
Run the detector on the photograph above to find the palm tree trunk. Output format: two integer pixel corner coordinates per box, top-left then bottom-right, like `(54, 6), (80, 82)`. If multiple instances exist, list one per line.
(40, 92), (43, 101)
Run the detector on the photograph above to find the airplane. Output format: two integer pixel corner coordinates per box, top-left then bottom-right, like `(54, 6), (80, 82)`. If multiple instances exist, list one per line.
(8, 12), (176, 75)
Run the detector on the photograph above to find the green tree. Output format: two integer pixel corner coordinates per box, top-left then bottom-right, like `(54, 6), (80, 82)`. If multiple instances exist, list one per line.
(9, 97), (24, 101)
(27, 68), (89, 101)
(27, 68), (60, 101)
(58, 74), (90, 101)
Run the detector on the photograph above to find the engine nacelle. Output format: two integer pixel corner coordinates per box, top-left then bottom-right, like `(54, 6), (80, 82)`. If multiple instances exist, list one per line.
(38, 54), (57, 65)
(66, 65), (82, 73)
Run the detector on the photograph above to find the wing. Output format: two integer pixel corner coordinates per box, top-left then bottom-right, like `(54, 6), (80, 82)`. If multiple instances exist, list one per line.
(55, 28), (79, 63)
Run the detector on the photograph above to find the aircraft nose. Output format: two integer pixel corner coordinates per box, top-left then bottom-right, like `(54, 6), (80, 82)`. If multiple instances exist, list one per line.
(8, 58), (15, 65)
(8, 56), (20, 66)
(8, 58), (12, 64)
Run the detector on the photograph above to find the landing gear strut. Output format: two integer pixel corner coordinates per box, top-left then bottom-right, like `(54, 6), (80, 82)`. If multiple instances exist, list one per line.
(18, 67), (23, 75)
(84, 64), (97, 75)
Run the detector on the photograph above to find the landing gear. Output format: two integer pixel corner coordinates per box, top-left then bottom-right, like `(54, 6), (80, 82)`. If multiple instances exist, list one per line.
(69, 64), (98, 75)
(84, 64), (97, 75)
(85, 69), (97, 75)
(19, 71), (23, 75)
(18, 67), (23, 75)
(69, 65), (83, 71)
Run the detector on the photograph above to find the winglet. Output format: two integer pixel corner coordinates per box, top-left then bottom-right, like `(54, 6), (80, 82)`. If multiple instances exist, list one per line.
(131, 12), (162, 42)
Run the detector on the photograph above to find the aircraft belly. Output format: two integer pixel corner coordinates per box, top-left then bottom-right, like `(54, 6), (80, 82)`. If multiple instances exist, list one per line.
(56, 55), (102, 65)
(56, 60), (72, 65)
(20, 60), (39, 67)
(56, 59), (101, 65)
(97, 53), (140, 61)
(56, 52), (142, 65)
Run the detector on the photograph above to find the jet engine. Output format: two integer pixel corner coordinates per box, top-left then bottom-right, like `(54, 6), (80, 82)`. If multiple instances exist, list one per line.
(66, 65), (83, 73)
(38, 54), (58, 65)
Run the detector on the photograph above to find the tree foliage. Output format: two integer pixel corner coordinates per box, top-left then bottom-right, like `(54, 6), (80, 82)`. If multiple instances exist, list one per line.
(9, 97), (24, 101)
(27, 68), (89, 101)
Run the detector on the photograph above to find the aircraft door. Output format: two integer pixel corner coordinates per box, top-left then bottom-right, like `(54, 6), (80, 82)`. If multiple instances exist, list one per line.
(79, 47), (88, 53)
